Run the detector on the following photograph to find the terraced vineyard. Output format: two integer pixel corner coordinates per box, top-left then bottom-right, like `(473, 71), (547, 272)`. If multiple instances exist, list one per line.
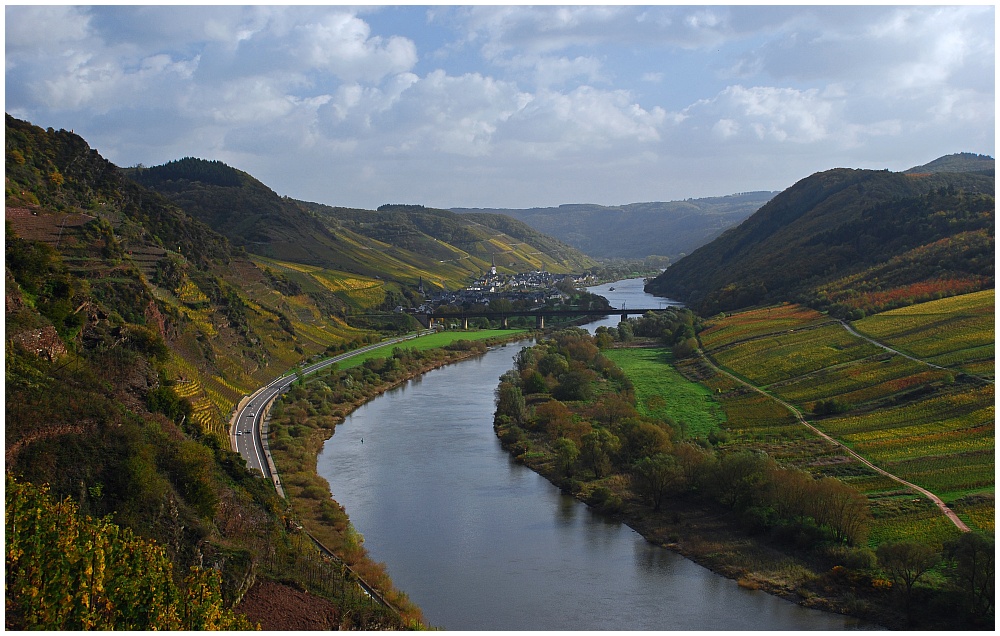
(252, 256), (389, 311)
(853, 289), (995, 380)
(693, 293), (994, 544)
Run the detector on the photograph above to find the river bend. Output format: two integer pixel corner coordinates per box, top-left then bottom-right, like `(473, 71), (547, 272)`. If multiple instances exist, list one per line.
(315, 279), (866, 630)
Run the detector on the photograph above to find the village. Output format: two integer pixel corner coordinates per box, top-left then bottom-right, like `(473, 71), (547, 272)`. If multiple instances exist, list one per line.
(408, 261), (597, 313)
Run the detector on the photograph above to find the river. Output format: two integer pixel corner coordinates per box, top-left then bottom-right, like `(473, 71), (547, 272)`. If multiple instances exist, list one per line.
(315, 279), (868, 630)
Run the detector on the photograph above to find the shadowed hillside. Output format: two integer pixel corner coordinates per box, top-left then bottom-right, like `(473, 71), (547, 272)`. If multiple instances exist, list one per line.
(645, 162), (994, 316)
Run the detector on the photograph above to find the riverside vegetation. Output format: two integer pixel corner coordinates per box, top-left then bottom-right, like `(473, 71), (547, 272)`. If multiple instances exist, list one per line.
(6, 114), (579, 629)
(5, 115), (443, 629)
(6, 110), (993, 630)
(263, 329), (528, 627)
(492, 303), (992, 629)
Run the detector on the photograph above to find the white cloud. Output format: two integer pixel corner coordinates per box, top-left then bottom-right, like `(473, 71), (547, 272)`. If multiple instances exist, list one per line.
(681, 85), (833, 145)
(292, 12), (417, 83)
(4, 5), (992, 209)
(496, 54), (606, 89)
(376, 70), (531, 157)
(6, 6), (91, 54)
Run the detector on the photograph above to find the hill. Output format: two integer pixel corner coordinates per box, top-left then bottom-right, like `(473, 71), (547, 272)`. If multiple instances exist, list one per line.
(645, 162), (994, 316)
(5, 114), (416, 628)
(453, 191), (776, 260)
(904, 152), (995, 174)
(129, 159), (595, 295)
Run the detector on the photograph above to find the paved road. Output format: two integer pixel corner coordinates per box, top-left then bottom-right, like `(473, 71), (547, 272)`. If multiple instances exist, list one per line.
(231, 331), (433, 490)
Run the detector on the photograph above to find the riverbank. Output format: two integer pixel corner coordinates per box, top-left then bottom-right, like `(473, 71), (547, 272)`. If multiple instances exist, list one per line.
(507, 434), (891, 628)
(265, 330), (532, 627)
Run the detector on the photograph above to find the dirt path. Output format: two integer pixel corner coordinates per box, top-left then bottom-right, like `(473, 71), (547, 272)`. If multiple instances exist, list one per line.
(838, 319), (945, 369)
(696, 350), (970, 532)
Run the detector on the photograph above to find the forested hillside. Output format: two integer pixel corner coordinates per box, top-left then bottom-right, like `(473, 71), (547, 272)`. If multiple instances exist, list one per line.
(130, 159), (594, 295)
(453, 191), (776, 260)
(646, 163), (994, 316)
(5, 115), (415, 629)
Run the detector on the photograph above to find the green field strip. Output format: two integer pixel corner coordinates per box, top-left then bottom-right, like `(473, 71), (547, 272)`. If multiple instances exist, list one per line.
(603, 346), (727, 439)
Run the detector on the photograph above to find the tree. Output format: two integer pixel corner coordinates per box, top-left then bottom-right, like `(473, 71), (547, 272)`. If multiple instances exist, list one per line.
(535, 399), (573, 437)
(553, 437), (580, 476)
(537, 352), (569, 378)
(809, 477), (871, 545)
(943, 532), (994, 621)
(616, 419), (671, 465)
(877, 540), (940, 608)
(580, 428), (620, 479)
(616, 320), (634, 342)
(552, 369), (594, 402)
(494, 381), (526, 426)
(710, 451), (772, 510)
(632, 454), (684, 511)
(589, 393), (638, 428)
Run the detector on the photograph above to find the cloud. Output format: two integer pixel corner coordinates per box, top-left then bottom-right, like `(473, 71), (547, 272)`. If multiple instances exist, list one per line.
(6, 6), (92, 51)
(292, 12), (417, 83)
(4, 5), (992, 210)
(495, 54), (606, 89)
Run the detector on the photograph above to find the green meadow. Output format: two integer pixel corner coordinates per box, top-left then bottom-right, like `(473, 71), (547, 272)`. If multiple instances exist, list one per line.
(602, 347), (726, 439)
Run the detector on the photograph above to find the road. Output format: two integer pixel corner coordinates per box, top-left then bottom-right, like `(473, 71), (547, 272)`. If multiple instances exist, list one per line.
(230, 331), (432, 492)
(838, 319), (946, 370)
(696, 347), (970, 533)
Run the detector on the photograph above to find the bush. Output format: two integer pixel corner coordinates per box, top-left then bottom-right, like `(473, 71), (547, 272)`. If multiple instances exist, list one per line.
(824, 544), (877, 571)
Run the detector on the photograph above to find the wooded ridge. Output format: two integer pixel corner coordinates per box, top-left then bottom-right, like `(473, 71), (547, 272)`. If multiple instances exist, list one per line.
(646, 157), (994, 317)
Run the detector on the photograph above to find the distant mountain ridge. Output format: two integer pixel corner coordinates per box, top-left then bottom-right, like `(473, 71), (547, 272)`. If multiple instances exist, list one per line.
(129, 158), (595, 292)
(453, 191), (777, 260)
(646, 156), (994, 316)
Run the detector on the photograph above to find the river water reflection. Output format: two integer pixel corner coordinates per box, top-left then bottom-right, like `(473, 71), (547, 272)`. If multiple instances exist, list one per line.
(316, 279), (869, 630)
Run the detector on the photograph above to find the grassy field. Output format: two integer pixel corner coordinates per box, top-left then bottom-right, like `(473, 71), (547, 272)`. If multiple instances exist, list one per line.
(688, 293), (994, 544)
(602, 347), (726, 439)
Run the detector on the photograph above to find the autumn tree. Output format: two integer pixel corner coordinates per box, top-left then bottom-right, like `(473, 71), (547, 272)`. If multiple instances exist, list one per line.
(809, 477), (872, 545)
(534, 399), (574, 438)
(589, 393), (638, 428)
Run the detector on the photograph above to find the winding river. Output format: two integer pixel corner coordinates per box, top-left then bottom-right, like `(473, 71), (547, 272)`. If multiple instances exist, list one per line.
(316, 279), (869, 630)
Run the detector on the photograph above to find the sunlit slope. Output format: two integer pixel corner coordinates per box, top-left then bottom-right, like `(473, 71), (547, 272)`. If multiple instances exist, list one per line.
(130, 159), (594, 293)
(6, 115), (412, 630)
(299, 202), (596, 284)
(6, 116), (365, 437)
(693, 293), (993, 542)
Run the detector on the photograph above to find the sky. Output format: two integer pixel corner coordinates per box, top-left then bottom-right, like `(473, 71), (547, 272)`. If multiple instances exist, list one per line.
(5, 4), (995, 210)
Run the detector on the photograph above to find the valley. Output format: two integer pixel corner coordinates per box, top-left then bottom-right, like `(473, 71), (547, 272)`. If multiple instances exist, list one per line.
(5, 114), (994, 631)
